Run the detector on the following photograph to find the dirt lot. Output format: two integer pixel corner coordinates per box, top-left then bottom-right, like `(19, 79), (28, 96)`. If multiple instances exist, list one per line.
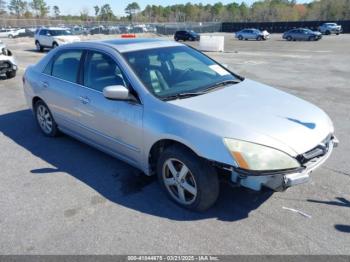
(0, 33), (349, 255)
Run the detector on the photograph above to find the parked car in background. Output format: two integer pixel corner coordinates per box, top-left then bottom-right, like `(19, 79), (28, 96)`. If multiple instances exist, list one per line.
(23, 39), (338, 211)
(235, 28), (269, 41)
(0, 44), (17, 79)
(318, 23), (342, 35)
(71, 26), (89, 36)
(35, 27), (80, 51)
(283, 28), (322, 41)
(174, 30), (200, 41)
(16, 28), (35, 38)
(0, 28), (19, 38)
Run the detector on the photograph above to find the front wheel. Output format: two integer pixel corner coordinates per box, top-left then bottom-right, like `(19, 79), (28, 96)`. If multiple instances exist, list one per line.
(157, 145), (219, 211)
(309, 36), (317, 41)
(52, 42), (59, 49)
(35, 41), (44, 52)
(286, 36), (292, 41)
(6, 70), (16, 79)
(256, 35), (262, 41)
(34, 100), (59, 137)
(238, 35), (243, 40)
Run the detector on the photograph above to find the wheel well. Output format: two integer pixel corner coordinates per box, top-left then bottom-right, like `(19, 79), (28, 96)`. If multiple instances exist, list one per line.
(148, 139), (197, 175)
(32, 96), (42, 109)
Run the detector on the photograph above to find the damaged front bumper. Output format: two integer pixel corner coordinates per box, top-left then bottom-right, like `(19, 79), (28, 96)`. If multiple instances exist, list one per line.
(230, 136), (339, 192)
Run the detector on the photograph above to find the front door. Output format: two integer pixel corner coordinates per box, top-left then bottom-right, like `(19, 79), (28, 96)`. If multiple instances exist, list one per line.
(76, 50), (143, 166)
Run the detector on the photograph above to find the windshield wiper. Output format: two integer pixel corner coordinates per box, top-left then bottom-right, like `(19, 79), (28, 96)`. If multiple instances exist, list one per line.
(162, 80), (241, 101)
(203, 79), (241, 91)
(162, 92), (207, 101)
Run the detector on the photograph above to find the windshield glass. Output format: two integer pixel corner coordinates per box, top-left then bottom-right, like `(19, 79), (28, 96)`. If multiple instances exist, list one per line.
(49, 30), (72, 36)
(123, 46), (240, 99)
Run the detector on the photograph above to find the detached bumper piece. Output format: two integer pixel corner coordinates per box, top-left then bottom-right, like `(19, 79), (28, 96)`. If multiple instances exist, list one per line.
(231, 135), (338, 192)
(0, 61), (15, 74)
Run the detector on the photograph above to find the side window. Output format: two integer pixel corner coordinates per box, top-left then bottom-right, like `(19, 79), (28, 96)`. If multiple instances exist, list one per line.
(52, 50), (83, 83)
(43, 59), (53, 75)
(39, 29), (46, 35)
(84, 51), (128, 92)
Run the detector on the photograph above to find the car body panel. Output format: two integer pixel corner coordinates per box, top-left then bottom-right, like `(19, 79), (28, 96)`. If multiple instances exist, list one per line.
(283, 28), (322, 41)
(23, 39), (336, 179)
(319, 23), (342, 34)
(235, 29), (267, 40)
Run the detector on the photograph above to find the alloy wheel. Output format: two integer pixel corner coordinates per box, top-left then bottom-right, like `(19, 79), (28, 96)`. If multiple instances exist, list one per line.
(36, 104), (53, 134)
(162, 158), (197, 205)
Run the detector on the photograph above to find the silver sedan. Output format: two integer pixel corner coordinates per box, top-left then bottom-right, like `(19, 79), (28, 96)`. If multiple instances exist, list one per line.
(23, 39), (338, 211)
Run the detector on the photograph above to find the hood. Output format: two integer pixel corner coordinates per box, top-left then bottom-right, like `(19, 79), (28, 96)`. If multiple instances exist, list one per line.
(169, 79), (333, 155)
(313, 31), (322, 35)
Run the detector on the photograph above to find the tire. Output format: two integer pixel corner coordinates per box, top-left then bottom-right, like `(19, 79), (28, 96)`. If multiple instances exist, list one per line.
(336, 32), (340, 35)
(157, 145), (219, 211)
(8, 34), (13, 39)
(326, 30), (331, 35)
(34, 100), (59, 137)
(6, 70), (16, 79)
(256, 35), (262, 41)
(35, 41), (44, 52)
(238, 35), (243, 41)
(308, 36), (316, 41)
(286, 36), (292, 41)
(174, 37), (179, 41)
(52, 42), (58, 49)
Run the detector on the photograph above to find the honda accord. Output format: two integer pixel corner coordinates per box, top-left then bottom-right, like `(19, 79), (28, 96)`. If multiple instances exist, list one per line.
(23, 39), (338, 211)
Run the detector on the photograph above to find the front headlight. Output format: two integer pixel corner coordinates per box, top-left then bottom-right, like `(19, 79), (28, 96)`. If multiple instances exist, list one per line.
(223, 138), (300, 171)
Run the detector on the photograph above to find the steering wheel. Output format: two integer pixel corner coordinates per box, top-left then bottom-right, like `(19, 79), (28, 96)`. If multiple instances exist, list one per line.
(177, 68), (194, 80)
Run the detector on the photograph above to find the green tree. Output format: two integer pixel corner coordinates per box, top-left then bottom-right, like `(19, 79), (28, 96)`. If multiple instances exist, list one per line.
(93, 5), (99, 16)
(53, 5), (60, 18)
(30, 0), (49, 18)
(125, 2), (140, 22)
(8, 0), (26, 17)
(0, 0), (6, 14)
(99, 4), (114, 21)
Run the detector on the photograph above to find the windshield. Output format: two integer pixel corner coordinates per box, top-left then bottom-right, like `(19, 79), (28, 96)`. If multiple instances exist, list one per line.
(49, 30), (72, 36)
(123, 46), (240, 99)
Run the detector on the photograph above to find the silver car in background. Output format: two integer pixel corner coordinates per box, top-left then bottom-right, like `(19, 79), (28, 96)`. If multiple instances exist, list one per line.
(23, 39), (338, 211)
(283, 28), (322, 41)
(235, 28), (269, 41)
(318, 23), (342, 35)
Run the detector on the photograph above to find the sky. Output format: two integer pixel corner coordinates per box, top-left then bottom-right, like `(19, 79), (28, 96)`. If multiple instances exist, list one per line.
(46, 0), (313, 16)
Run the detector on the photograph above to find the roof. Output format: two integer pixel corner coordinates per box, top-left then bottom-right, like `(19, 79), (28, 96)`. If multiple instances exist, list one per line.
(100, 38), (183, 53)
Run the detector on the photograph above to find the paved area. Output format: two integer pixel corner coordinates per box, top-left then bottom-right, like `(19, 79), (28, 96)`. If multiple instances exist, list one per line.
(0, 33), (349, 255)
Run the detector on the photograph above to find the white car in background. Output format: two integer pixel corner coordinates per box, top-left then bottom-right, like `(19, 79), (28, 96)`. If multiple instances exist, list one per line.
(0, 40), (18, 79)
(0, 28), (19, 38)
(35, 28), (81, 52)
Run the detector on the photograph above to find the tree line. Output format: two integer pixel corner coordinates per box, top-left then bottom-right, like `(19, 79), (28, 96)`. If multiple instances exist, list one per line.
(1, 0), (350, 22)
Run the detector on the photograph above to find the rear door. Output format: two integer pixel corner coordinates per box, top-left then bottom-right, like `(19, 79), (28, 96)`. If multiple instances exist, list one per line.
(76, 50), (143, 166)
(39, 29), (50, 46)
(41, 49), (83, 132)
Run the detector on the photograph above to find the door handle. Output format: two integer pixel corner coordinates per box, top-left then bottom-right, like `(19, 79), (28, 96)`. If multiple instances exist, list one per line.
(79, 96), (90, 104)
(41, 81), (49, 88)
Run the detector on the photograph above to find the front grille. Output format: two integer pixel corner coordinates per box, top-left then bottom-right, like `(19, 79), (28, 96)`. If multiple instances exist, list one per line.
(297, 134), (332, 165)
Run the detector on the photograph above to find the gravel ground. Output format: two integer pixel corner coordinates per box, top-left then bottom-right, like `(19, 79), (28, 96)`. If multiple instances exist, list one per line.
(0, 33), (349, 255)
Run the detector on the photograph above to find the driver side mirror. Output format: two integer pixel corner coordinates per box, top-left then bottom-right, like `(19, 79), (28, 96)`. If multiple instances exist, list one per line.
(103, 85), (133, 101)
